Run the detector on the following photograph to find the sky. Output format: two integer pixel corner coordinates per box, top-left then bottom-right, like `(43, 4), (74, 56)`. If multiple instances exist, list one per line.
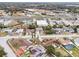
(0, 0), (79, 2)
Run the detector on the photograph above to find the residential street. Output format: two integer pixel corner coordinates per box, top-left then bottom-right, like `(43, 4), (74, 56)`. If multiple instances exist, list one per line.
(0, 38), (16, 57)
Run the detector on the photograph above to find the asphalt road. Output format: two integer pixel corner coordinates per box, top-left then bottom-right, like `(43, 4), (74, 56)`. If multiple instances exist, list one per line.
(0, 38), (16, 57)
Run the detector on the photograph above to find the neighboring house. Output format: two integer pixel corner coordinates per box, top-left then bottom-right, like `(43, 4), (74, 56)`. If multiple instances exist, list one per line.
(28, 45), (46, 57)
(36, 20), (48, 27)
(74, 38), (79, 46)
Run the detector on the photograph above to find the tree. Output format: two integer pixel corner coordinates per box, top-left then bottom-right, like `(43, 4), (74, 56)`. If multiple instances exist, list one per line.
(46, 45), (55, 56)
(0, 46), (6, 57)
(43, 25), (52, 30)
(58, 25), (63, 28)
(72, 26), (77, 33)
(52, 25), (57, 28)
(0, 24), (7, 29)
(28, 23), (36, 29)
(74, 27), (77, 33)
(76, 25), (79, 28)
(46, 45), (61, 57)
(43, 25), (56, 34)
(45, 29), (55, 34)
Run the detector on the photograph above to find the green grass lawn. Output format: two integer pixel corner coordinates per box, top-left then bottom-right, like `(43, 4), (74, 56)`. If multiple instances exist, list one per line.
(71, 47), (79, 57)
(69, 38), (79, 56)
(55, 47), (71, 57)
(21, 50), (31, 57)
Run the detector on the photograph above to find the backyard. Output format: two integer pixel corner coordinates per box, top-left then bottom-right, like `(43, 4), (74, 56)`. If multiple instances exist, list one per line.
(55, 47), (71, 57)
(63, 44), (79, 57)
(8, 38), (32, 57)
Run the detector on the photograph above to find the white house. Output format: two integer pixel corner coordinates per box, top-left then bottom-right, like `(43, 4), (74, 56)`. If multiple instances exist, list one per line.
(2, 28), (13, 33)
(0, 19), (4, 24)
(15, 29), (23, 33)
(74, 38), (79, 46)
(74, 20), (79, 25)
(37, 20), (48, 26)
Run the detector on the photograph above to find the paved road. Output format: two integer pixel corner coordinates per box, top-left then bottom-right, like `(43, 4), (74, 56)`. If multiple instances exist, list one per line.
(0, 35), (31, 57)
(0, 34), (79, 39)
(40, 34), (79, 38)
(0, 38), (16, 57)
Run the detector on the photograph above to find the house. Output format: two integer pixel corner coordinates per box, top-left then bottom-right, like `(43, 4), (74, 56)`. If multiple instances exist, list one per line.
(58, 38), (73, 45)
(13, 11), (25, 16)
(36, 28), (44, 35)
(10, 28), (24, 36)
(36, 20), (48, 27)
(2, 28), (13, 36)
(0, 19), (4, 24)
(0, 10), (6, 16)
(74, 38), (79, 46)
(28, 45), (46, 57)
(2, 28), (13, 33)
(62, 20), (73, 26)
(52, 28), (63, 34)
(63, 27), (74, 33)
(3, 20), (19, 26)
(56, 20), (64, 25)
(42, 39), (60, 47)
(15, 29), (23, 33)
(49, 20), (56, 26)
(74, 20), (79, 25)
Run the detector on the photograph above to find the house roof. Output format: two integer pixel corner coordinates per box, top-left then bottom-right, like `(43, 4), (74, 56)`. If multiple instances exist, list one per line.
(37, 20), (48, 26)
(74, 38), (79, 46)
(58, 39), (72, 45)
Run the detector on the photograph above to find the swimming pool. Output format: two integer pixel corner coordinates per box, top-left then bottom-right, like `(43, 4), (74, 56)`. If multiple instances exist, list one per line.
(64, 44), (74, 50)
